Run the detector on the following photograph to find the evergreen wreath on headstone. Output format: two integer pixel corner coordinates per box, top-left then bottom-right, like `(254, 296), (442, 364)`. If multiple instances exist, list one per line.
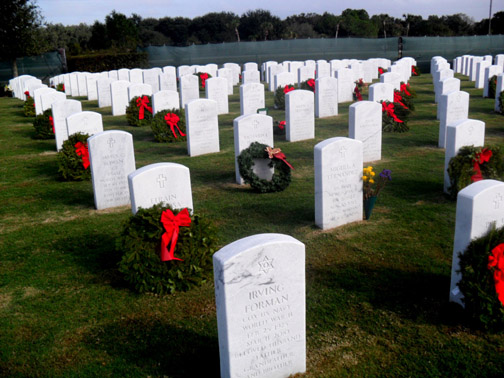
(381, 100), (409, 132)
(237, 142), (293, 193)
(458, 225), (504, 331)
(499, 91), (504, 115)
(196, 72), (212, 90)
(488, 75), (498, 99)
(378, 67), (386, 78)
(273, 120), (286, 136)
(23, 93), (35, 117)
(117, 203), (218, 294)
(447, 145), (504, 199)
(125, 95), (153, 127)
(299, 79), (315, 92)
(150, 108), (187, 143)
(411, 65), (421, 76)
(56, 83), (65, 92)
(33, 109), (55, 139)
(57, 132), (92, 181)
(274, 84), (295, 110)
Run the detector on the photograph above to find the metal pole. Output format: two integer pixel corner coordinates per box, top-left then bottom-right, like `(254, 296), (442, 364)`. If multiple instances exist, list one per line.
(489, 0), (493, 35)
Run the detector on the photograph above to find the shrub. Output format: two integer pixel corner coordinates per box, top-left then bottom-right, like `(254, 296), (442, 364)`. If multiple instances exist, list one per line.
(33, 109), (54, 139)
(57, 133), (91, 181)
(117, 204), (219, 294)
(67, 52), (148, 72)
(125, 95), (153, 127)
(458, 225), (504, 331)
(151, 108), (186, 143)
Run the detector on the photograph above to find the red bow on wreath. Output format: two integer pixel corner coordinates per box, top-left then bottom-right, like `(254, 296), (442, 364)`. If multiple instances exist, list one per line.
(354, 86), (363, 101)
(24, 91), (30, 98)
(488, 243), (504, 306)
(265, 146), (294, 170)
(307, 79), (315, 90)
(471, 148), (493, 182)
(283, 85), (294, 94)
(400, 83), (411, 97)
(74, 141), (90, 169)
(382, 102), (403, 123)
(136, 96), (152, 120)
(49, 116), (55, 133)
(378, 68), (384, 75)
(278, 120), (286, 130)
(394, 91), (408, 110)
(164, 113), (186, 139)
(160, 208), (191, 262)
(200, 73), (209, 88)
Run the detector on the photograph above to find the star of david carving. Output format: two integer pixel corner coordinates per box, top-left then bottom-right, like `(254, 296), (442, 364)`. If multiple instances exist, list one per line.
(258, 255), (274, 274)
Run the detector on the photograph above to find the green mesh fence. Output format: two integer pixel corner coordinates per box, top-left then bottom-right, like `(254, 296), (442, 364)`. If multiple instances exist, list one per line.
(141, 38), (399, 67)
(403, 35), (504, 72)
(0, 51), (63, 83)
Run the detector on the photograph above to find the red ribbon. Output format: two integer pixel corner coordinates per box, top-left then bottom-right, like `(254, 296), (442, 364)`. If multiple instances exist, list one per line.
(307, 79), (315, 90)
(160, 208), (191, 261)
(378, 68), (384, 75)
(200, 73), (209, 88)
(471, 148), (493, 182)
(49, 116), (54, 133)
(411, 66), (418, 76)
(283, 85), (294, 94)
(62, 84), (65, 91)
(354, 86), (363, 101)
(400, 83), (411, 97)
(136, 96), (152, 120)
(278, 120), (286, 130)
(24, 91), (30, 98)
(164, 113), (186, 139)
(394, 91), (408, 109)
(488, 243), (504, 306)
(74, 141), (90, 169)
(265, 146), (294, 170)
(382, 102), (403, 123)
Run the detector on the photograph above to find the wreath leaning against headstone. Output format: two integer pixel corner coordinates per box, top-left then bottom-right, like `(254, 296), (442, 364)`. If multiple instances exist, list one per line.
(57, 132), (92, 181)
(150, 108), (187, 143)
(237, 142), (293, 193)
(274, 84), (295, 110)
(458, 225), (504, 331)
(23, 92), (35, 117)
(33, 109), (55, 139)
(117, 203), (219, 294)
(125, 95), (153, 127)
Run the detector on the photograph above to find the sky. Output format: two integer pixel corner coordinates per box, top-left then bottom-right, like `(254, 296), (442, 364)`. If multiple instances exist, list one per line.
(37, 0), (504, 26)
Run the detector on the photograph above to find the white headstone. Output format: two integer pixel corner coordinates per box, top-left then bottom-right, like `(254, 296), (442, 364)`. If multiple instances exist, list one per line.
(436, 78), (461, 119)
(368, 83), (394, 103)
(233, 114), (274, 185)
(88, 130), (136, 210)
(129, 68), (143, 84)
(96, 78), (114, 108)
(52, 99), (82, 151)
(128, 83), (153, 102)
(143, 68), (162, 93)
(117, 68), (130, 81)
(335, 68), (353, 103)
(268, 65), (285, 92)
(69, 73), (79, 97)
(213, 233), (306, 378)
(179, 74), (199, 108)
(66, 111), (104, 138)
(86, 75), (98, 101)
(495, 74), (504, 112)
(286, 90), (315, 142)
(483, 65), (503, 98)
(475, 61), (491, 89)
(185, 99), (220, 157)
(205, 77), (229, 115)
(110, 80), (131, 116)
(444, 119), (485, 193)
(152, 90), (180, 114)
(242, 70), (260, 85)
(240, 83), (265, 116)
(449, 180), (504, 305)
(314, 137), (363, 229)
(159, 71), (178, 92)
(217, 68), (234, 95)
(128, 162), (194, 215)
(316, 61), (331, 79)
(40, 91), (66, 113)
(34, 87), (56, 115)
(243, 62), (258, 71)
(439, 91), (470, 148)
(380, 72), (401, 91)
(315, 77), (338, 118)
(349, 101), (382, 163)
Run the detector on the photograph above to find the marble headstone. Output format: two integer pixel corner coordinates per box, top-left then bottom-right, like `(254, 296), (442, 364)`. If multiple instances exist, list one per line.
(240, 83), (265, 116)
(51, 99), (82, 151)
(110, 80), (131, 116)
(205, 77), (229, 115)
(152, 90), (180, 114)
(286, 90), (315, 142)
(349, 101), (382, 163)
(315, 77), (338, 118)
(66, 111), (104, 138)
(185, 99), (220, 157)
(439, 91), (469, 148)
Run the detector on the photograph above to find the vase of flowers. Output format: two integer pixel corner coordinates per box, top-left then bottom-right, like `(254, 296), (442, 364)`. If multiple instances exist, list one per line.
(363, 166), (392, 220)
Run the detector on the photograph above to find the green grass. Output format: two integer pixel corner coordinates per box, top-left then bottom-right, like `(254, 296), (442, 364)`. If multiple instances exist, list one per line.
(1, 74), (504, 377)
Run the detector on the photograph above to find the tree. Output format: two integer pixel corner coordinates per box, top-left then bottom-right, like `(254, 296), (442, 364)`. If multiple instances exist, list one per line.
(105, 11), (139, 50)
(0, 0), (44, 77)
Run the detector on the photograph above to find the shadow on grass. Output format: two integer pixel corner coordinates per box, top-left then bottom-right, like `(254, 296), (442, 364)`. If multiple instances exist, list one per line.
(309, 262), (467, 327)
(83, 317), (220, 377)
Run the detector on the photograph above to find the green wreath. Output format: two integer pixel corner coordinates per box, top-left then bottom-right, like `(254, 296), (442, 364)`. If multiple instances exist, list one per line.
(33, 109), (55, 140)
(237, 142), (292, 193)
(273, 120), (286, 136)
(398, 82), (416, 111)
(381, 101), (409, 133)
(117, 203), (218, 294)
(411, 65), (421, 76)
(458, 225), (504, 331)
(447, 145), (504, 199)
(299, 79), (315, 92)
(274, 85), (295, 110)
(488, 75), (497, 99)
(57, 132), (91, 181)
(24, 96), (35, 117)
(125, 95), (153, 127)
(56, 83), (65, 93)
(378, 67), (386, 78)
(499, 91), (504, 115)
(196, 72), (212, 91)
(151, 108), (186, 143)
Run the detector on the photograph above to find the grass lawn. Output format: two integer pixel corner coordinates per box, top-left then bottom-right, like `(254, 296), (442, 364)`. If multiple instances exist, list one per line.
(1, 73), (504, 377)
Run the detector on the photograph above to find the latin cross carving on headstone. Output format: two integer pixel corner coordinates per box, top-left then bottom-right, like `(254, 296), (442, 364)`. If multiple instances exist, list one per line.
(339, 146), (347, 157)
(494, 193), (503, 209)
(107, 138), (115, 148)
(157, 174), (167, 188)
